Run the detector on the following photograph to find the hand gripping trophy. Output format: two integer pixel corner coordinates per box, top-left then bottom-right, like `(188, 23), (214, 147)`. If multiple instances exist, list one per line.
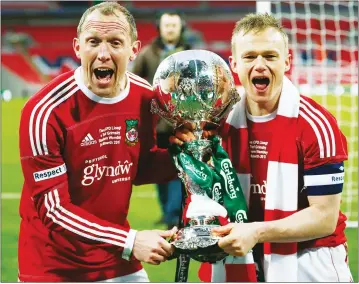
(151, 50), (249, 265)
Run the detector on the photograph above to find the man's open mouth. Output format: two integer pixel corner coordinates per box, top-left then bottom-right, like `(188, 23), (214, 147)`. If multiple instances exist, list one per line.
(93, 68), (114, 83)
(252, 77), (270, 91)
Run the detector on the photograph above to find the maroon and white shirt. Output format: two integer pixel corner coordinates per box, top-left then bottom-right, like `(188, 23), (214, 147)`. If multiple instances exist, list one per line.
(18, 67), (176, 282)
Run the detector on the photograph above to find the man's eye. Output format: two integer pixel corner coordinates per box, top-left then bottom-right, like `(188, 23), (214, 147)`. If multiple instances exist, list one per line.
(112, 41), (121, 46)
(244, 56), (255, 59)
(89, 39), (98, 45)
(265, 55), (276, 59)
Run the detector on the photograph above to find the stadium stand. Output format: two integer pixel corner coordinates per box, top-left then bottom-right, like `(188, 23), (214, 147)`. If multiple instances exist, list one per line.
(2, 53), (44, 84)
(1, 1), (357, 92)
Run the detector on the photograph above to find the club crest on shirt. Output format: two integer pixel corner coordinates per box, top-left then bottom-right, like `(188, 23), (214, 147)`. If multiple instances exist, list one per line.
(125, 119), (139, 146)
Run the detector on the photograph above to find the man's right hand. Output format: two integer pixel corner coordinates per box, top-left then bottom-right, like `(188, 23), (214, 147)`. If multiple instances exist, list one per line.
(169, 122), (218, 146)
(132, 227), (177, 265)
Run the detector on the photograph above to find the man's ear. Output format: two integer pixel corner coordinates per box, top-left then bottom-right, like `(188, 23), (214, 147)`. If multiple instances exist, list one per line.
(73, 38), (81, 60)
(285, 52), (292, 72)
(229, 55), (238, 74)
(130, 40), (141, 61)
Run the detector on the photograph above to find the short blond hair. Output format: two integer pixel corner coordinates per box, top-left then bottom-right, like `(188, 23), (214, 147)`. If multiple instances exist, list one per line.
(77, 2), (137, 42)
(231, 13), (288, 56)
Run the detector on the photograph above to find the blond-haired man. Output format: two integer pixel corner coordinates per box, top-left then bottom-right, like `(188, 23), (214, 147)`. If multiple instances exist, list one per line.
(18, 2), (177, 282)
(187, 14), (352, 282)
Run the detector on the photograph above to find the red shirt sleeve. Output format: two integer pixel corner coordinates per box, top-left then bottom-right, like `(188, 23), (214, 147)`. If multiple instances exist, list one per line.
(299, 96), (348, 170)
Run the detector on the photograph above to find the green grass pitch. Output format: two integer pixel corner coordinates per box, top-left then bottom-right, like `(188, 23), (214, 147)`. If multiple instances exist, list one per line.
(1, 97), (357, 282)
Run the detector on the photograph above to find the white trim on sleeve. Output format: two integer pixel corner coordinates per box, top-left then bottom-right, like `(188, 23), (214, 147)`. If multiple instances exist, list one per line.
(122, 229), (137, 261)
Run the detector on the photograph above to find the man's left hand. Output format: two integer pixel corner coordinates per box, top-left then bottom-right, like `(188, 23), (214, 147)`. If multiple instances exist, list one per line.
(169, 122), (218, 146)
(212, 222), (261, 256)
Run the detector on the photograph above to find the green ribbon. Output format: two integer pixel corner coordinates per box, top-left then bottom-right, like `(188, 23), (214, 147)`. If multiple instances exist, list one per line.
(169, 136), (248, 224)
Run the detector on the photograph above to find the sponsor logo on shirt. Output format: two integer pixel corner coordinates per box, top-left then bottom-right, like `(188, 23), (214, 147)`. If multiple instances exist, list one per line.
(33, 164), (67, 182)
(81, 133), (97, 147)
(251, 180), (267, 194)
(81, 160), (133, 186)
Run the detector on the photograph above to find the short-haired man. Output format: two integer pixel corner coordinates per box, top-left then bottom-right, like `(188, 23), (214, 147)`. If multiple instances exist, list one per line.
(132, 11), (190, 83)
(174, 14), (353, 282)
(18, 2), (178, 282)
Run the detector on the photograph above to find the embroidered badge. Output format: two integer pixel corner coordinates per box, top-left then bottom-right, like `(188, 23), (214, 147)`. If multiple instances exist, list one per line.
(125, 119), (139, 146)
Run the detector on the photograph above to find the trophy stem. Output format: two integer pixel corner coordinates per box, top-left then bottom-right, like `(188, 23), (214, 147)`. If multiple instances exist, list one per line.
(193, 122), (203, 141)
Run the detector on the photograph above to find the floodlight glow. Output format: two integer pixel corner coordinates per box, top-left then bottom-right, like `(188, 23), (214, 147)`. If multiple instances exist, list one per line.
(2, 90), (12, 102)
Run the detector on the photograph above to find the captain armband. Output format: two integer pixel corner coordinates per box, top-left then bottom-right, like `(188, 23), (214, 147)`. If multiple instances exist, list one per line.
(303, 162), (344, 195)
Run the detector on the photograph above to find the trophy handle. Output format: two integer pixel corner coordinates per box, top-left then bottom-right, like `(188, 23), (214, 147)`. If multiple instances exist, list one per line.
(209, 88), (239, 123)
(150, 99), (179, 127)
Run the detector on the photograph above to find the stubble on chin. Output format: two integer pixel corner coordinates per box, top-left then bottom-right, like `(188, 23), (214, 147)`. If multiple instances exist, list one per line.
(96, 83), (121, 98)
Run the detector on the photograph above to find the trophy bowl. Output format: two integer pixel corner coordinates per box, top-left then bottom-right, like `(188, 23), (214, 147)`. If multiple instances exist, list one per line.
(151, 49), (238, 138)
(151, 50), (240, 263)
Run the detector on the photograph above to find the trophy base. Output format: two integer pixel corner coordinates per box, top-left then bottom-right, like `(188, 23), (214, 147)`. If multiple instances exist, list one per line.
(172, 224), (228, 263)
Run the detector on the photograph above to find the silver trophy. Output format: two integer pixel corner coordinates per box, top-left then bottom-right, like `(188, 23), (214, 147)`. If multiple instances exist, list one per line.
(151, 50), (240, 263)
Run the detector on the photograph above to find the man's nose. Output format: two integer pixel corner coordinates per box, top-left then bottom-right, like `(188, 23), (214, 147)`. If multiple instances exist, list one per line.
(98, 43), (110, 62)
(253, 55), (266, 72)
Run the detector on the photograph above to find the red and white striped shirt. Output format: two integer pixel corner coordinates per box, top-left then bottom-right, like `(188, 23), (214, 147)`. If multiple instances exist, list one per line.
(221, 94), (348, 253)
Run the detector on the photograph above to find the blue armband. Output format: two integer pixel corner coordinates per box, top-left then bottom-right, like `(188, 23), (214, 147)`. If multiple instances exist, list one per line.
(303, 162), (344, 195)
